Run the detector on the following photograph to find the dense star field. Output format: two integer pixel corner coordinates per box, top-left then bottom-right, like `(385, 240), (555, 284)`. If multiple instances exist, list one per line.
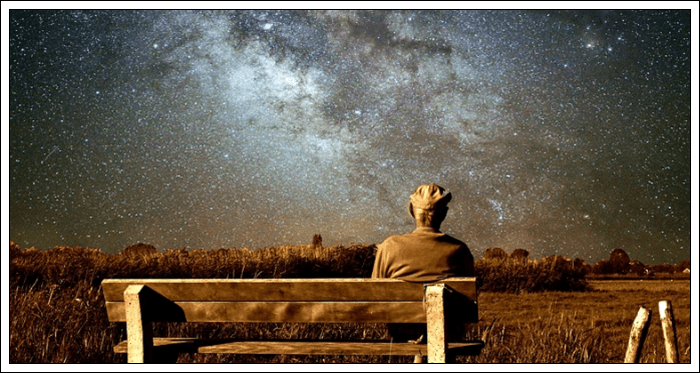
(8, 10), (692, 263)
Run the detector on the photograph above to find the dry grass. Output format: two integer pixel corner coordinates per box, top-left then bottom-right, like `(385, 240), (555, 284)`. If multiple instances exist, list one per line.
(468, 280), (691, 363)
(476, 256), (590, 293)
(9, 243), (690, 363)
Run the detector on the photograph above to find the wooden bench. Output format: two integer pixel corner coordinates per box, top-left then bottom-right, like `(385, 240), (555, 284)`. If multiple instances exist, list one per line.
(102, 278), (483, 363)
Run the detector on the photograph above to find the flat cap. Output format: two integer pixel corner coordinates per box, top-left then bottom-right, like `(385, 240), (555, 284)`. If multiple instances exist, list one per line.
(409, 183), (452, 211)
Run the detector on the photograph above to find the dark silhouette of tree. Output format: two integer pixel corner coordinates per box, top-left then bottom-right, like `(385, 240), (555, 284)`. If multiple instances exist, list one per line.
(541, 255), (571, 269)
(122, 243), (157, 256)
(578, 260), (593, 274)
(628, 260), (647, 276)
(592, 259), (613, 275)
(650, 263), (675, 274)
(510, 248), (529, 261)
(10, 240), (21, 259)
(311, 234), (323, 249)
(483, 247), (508, 261)
(609, 248), (630, 274)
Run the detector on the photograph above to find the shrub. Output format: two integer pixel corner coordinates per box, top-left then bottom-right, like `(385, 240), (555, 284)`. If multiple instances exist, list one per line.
(510, 248), (529, 261)
(483, 247), (508, 261)
(10, 240), (21, 258)
(121, 243), (157, 258)
(9, 243), (589, 294)
(475, 256), (589, 293)
(592, 259), (613, 275)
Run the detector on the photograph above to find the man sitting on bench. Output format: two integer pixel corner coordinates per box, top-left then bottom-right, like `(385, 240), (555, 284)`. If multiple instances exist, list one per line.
(372, 183), (475, 345)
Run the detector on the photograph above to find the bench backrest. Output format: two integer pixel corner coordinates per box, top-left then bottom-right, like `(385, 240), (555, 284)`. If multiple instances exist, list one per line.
(102, 278), (477, 324)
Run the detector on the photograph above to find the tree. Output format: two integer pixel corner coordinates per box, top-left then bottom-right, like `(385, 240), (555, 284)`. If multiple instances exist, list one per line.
(579, 260), (593, 274)
(650, 263), (675, 274)
(122, 243), (157, 256)
(311, 234), (323, 249)
(483, 247), (508, 261)
(592, 259), (613, 275)
(510, 248), (529, 261)
(10, 240), (21, 258)
(628, 260), (647, 276)
(609, 248), (631, 274)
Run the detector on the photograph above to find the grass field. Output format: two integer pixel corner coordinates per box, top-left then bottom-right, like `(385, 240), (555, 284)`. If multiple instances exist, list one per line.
(473, 280), (691, 363)
(8, 243), (691, 364)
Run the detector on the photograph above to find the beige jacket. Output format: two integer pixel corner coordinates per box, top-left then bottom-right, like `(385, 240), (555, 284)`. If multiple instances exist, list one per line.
(371, 227), (474, 283)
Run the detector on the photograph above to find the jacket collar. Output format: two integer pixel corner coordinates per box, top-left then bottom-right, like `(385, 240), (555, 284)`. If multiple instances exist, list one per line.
(413, 227), (441, 234)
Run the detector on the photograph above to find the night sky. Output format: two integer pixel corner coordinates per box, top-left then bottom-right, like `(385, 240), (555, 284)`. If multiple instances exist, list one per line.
(7, 9), (693, 264)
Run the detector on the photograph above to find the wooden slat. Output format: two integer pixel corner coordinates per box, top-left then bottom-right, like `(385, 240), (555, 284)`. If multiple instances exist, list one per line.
(113, 338), (485, 356)
(102, 278), (476, 302)
(107, 301), (427, 323)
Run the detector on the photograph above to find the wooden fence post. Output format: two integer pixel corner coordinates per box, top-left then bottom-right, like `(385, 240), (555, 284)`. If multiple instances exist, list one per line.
(425, 284), (447, 363)
(658, 300), (679, 363)
(624, 306), (651, 363)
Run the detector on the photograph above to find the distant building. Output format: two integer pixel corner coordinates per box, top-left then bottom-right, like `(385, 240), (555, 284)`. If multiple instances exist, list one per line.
(683, 268), (690, 274)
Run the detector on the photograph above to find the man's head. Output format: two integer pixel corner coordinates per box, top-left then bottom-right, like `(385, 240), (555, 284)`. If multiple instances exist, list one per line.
(408, 183), (451, 230)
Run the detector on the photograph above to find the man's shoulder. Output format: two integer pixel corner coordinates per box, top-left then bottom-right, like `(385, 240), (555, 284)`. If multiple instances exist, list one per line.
(442, 233), (468, 244)
(437, 233), (470, 249)
(379, 231), (469, 250)
(377, 233), (421, 252)
(378, 234), (407, 247)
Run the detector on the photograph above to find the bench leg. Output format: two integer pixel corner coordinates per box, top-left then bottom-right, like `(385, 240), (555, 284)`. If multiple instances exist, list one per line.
(425, 284), (448, 363)
(125, 285), (154, 363)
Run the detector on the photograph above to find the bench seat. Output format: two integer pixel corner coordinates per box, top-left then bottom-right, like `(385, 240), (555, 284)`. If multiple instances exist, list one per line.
(113, 338), (485, 356)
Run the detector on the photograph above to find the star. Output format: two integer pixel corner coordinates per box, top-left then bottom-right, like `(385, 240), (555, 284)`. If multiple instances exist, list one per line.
(7, 10), (691, 265)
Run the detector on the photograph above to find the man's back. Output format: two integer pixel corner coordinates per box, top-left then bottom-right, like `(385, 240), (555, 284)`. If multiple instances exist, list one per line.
(370, 183), (475, 345)
(372, 226), (474, 283)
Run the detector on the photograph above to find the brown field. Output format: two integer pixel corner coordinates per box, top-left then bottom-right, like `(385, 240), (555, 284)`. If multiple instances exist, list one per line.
(474, 280), (690, 363)
(9, 243), (691, 363)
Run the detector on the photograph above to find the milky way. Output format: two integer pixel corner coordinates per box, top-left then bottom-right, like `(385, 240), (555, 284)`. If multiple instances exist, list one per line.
(8, 10), (692, 263)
